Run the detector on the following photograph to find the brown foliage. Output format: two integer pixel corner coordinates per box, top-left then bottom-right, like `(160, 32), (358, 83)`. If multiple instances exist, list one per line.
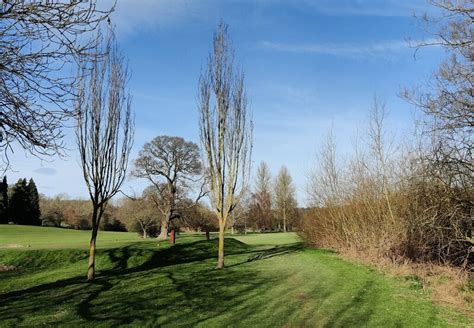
(301, 98), (472, 269)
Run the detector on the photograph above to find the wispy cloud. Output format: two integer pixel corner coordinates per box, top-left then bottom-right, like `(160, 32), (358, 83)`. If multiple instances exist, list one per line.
(102, 0), (430, 38)
(301, 0), (428, 17)
(231, 0), (428, 17)
(34, 167), (58, 176)
(260, 39), (439, 58)
(104, 0), (214, 37)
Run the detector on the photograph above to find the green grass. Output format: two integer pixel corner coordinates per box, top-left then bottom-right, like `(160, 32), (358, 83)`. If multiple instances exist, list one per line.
(0, 226), (470, 327)
(0, 225), (142, 249)
(232, 231), (300, 246)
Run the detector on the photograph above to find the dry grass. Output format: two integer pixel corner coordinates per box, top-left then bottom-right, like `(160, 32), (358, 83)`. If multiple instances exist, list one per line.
(339, 246), (474, 318)
(0, 264), (16, 272)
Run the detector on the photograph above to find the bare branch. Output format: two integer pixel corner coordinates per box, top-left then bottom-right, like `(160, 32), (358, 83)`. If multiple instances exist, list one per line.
(0, 0), (114, 169)
(75, 30), (134, 281)
(198, 22), (253, 268)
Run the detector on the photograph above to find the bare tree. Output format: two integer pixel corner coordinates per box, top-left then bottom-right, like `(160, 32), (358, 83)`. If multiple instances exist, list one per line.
(179, 201), (219, 240)
(401, 0), (473, 264)
(307, 129), (340, 207)
(0, 1), (114, 169)
(367, 97), (396, 223)
(273, 166), (297, 232)
(221, 186), (251, 234)
(118, 196), (159, 239)
(133, 136), (205, 240)
(403, 0), (473, 205)
(227, 186), (250, 234)
(198, 22), (252, 269)
(251, 162), (273, 231)
(75, 32), (134, 281)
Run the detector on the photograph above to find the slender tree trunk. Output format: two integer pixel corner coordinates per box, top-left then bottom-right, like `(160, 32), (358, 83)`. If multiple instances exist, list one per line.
(231, 212), (235, 235)
(87, 208), (99, 281)
(169, 229), (176, 245)
(139, 220), (148, 239)
(283, 206), (287, 233)
(216, 219), (225, 269)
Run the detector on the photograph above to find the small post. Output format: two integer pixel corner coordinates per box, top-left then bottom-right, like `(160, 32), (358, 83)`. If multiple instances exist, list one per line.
(169, 229), (176, 245)
(205, 230), (210, 240)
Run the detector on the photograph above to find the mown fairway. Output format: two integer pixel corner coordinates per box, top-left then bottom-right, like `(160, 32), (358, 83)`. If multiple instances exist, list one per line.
(0, 226), (469, 327)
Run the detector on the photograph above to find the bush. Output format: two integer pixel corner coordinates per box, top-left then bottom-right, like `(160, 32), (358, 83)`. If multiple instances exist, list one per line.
(302, 100), (472, 269)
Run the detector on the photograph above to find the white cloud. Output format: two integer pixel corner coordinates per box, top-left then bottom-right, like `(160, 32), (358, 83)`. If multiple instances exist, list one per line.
(34, 167), (58, 176)
(260, 39), (439, 58)
(105, 0), (214, 37)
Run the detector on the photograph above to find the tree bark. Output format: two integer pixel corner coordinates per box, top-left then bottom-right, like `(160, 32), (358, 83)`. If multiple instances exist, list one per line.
(158, 217), (169, 240)
(169, 229), (176, 245)
(283, 207), (287, 233)
(87, 221), (98, 281)
(216, 220), (225, 269)
(158, 188), (176, 240)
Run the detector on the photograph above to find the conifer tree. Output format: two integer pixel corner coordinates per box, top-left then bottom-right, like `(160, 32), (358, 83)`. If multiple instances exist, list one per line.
(9, 178), (41, 225)
(26, 179), (41, 225)
(9, 179), (28, 224)
(0, 177), (8, 223)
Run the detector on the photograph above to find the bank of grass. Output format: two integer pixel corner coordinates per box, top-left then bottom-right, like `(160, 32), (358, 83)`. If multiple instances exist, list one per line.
(0, 225), (142, 249)
(0, 226), (470, 327)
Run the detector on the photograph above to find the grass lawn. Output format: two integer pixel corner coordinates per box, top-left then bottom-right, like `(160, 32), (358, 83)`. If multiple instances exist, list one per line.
(0, 225), (470, 327)
(0, 225), (142, 249)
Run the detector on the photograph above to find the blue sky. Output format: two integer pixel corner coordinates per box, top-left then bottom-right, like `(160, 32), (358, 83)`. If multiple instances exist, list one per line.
(8, 0), (445, 205)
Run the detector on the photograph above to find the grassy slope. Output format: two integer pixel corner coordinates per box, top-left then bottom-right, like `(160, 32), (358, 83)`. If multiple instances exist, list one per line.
(0, 225), (141, 249)
(0, 226), (469, 327)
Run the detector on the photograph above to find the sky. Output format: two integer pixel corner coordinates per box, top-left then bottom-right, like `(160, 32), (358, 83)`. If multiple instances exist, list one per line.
(7, 0), (446, 205)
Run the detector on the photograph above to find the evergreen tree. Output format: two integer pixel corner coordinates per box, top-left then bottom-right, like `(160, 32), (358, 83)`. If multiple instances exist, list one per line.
(26, 179), (41, 225)
(9, 179), (28, 225)
(0, 176), (8, 223)
(9, 178), (42, 225)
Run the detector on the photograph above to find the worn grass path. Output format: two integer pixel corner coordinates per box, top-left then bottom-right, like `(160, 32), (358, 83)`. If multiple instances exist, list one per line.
(0, 226), (469, 327)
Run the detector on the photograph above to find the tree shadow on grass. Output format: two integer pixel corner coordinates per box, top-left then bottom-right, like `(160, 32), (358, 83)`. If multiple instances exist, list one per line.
(0, 238), (303, 326)
(0, 239), (441, 327)
(322, 279), (376, 327)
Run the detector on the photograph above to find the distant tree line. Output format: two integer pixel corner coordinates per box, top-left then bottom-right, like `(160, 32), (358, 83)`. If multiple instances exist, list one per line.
(39, 191), (220, 238)
(228, 162), (300, 234)
(40, 195), (126, 232)
(0, 176), (41, 225)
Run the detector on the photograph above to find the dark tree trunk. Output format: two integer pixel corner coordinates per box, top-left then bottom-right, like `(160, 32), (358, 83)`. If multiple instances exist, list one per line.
(169, 229), (176, 245)
(87, 205), (104, 282)
(87, 208), (99, 281)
